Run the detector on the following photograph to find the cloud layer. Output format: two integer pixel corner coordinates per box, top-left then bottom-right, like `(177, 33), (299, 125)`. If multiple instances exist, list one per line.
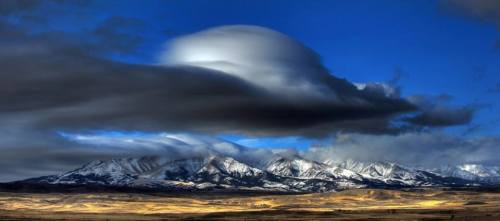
(3, 130), (500, 182)
(304, 132), (500, 167)
(0, 131), (276, 182)
(1, 24), (426, 137)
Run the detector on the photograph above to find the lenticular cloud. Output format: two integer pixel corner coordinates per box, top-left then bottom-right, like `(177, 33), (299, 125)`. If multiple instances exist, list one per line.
(162, 25), (353, 98)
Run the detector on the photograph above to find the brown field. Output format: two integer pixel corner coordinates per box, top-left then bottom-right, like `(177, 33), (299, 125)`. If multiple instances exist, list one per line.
(1, 189), (500, 220)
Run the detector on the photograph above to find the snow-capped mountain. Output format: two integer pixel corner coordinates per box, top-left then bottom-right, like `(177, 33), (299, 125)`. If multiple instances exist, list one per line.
(432, 164), (500, 184)
(266, 155), (360, 180)
(325, 159), (476, 187)
(9, 132), (499, 193)
(30, 155), (265, 189)
(17, 153), (485, 193)
(24, 154), (343, 192)
(30, 156), (165, 186)
(265, 155), (366, 189)
(331, 159), (427, 185)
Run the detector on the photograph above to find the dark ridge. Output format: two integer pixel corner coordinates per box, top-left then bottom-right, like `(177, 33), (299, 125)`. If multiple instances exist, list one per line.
(0, 182), (305, 196)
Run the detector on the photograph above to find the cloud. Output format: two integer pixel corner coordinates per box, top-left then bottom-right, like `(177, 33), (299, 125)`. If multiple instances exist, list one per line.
(162, 26), (402, 100)
(4, 129), (500, 182)
(60, 132), (274, 164)
(0, 130), (275, 182)
(0, 0), (91, 27)
(0, 124), (120, 181)
(353, 82), (400, 99)
(405, 106), (474, 127)
(0, 0), (42, 15)
(304, 132), (500, 167)
(161, 26), (335, 97)
(0, 25), (420, 137)
(441, 0), (500, 28)
(0, 1), (143, 57)
(440, 0), (500, 49)
(403, 94), (476, 127)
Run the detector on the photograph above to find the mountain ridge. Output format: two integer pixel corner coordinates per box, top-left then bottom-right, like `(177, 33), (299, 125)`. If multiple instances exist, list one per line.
(11, 153), (494, 193)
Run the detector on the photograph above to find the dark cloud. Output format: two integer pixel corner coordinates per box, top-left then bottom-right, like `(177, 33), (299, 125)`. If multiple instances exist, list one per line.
(0, 25), (419, 137)
(404, 94), (476, 127)
(0, 51), (413, 136)
(441, 0), (500, 27)
(0, 129), (275, 181)
(441, 0), (500, 49)
(0, 122), (109, 181)
(0, 1), (140, 57)
(0, 0), (90, 22)
(405, 106), (474, 127)
(0, 0), (42, 15)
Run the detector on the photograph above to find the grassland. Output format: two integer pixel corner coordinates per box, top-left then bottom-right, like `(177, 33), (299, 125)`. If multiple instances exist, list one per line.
(1, 188), (500, 220)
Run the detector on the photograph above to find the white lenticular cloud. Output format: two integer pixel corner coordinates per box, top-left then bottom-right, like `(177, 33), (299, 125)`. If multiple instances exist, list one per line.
(160, 25), (340, 98)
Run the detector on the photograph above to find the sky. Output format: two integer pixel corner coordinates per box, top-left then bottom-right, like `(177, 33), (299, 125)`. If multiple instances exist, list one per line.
(0, 0), (499, 181)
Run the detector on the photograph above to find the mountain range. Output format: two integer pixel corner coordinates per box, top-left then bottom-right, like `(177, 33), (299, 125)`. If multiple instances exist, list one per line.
(4, 134), (499, 193)
(11, 154), (499, 193)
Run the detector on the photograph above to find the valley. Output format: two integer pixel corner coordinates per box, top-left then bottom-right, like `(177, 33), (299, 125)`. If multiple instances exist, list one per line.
(1, 188), (500, 220)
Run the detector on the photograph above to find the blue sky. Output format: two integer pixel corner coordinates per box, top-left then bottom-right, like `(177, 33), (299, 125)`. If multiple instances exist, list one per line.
(6, 0), (500, 148)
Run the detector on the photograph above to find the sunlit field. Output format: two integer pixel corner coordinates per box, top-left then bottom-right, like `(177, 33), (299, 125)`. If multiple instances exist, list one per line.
(1, 189), (500, 220)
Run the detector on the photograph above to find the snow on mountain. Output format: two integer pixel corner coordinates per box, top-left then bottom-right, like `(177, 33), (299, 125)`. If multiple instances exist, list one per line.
(22, 153), (363, 192)
(265, 155), (363, 182)
(458, 164), (500, 178)
(192, 155), (267, 185)
(30, 156), (168, 186)
(327, 159), (472, 186)
(334, 159), (416, 180)
(21, 140), (500, 194)
(432, 164), (500, 183)
(22, 132), (497, 192)
(22, 154), (486, 192)
(25, 154), (291, 191)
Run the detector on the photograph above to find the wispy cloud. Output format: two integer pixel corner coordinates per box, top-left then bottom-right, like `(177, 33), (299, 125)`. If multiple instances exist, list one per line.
(305, 132), (500, 167)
